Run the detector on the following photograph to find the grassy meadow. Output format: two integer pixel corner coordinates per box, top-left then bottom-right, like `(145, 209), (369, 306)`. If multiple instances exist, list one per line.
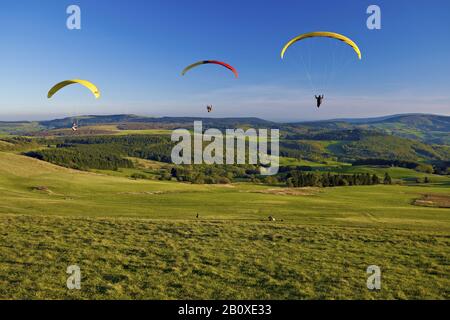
(0, 151), (449, 299)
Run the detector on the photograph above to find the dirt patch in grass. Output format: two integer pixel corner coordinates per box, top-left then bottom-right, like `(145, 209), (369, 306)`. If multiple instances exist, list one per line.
(252, 187), (319, 196)
(413, 194), (450, 208)
(118, 191), (166, 195)
(31, 186), (54, 194)
(211, 184), (235, 188)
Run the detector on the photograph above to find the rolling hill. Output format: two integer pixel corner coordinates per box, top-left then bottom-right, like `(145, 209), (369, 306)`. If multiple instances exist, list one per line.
(291, 114), (450, 144)
(0, 113), (448, 171)
(0, 148), (449, 299)
(0, 114), (449, 299)
(1, 113), (448, 143)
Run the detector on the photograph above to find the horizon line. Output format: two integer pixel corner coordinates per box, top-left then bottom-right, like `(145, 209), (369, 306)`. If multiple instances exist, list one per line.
(1, 112), (449, 124)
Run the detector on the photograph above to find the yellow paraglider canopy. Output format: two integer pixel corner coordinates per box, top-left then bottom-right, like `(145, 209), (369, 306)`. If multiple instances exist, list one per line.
(281, 31), (362, 60)
(47, 79), (100, 99)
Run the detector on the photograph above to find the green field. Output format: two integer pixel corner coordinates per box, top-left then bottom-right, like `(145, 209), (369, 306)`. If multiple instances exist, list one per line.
(0, 151), (449, 299)
(332, 165), (449, 183)
(80, 125), (173, 136)
(279, 156), (349, 167)
(0, 122), (43, 135)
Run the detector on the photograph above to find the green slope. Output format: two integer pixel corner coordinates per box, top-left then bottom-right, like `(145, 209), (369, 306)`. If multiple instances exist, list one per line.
(0, 151), (449, 299)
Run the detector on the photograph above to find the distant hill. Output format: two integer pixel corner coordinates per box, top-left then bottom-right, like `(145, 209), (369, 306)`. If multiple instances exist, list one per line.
(362, 114), (450, 145)
(1, 112), (448, 173)
(0, 113), (448, 145)
(291, 113), (449, 125)
(290, 114), (450, 144)
(38, 115), (277, 130)
(327, 114), (430, 124)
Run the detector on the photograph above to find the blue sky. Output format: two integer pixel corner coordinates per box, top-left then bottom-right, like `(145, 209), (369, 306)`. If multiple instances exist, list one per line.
(0, 0), (449, 121)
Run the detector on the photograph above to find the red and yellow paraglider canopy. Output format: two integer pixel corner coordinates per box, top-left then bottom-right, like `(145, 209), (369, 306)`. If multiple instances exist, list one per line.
(181, 60), (239, 78)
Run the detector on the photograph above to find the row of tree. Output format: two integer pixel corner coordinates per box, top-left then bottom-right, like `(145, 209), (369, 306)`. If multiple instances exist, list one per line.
(283, 172), (392, 188)
(165, 164), (258, 184)
(352, 158), (434, 173)
(26, 145), (133, 171)
(25, 135), (411, 188)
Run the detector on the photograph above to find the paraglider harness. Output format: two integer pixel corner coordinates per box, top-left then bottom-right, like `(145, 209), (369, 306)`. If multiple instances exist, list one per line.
(71, 119), (79, 131)
(315, 95), (324, 108)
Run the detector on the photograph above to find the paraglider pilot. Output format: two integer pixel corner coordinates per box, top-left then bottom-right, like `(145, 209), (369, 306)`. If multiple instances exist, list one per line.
(315, 95), (324, 108)
(71, 121), (78, 132)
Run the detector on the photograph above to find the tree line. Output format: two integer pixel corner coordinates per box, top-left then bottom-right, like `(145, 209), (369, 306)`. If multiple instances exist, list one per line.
(283, 171), (392, 188)
(26, 145), (133, 170)
(25, 135), (398, 188)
